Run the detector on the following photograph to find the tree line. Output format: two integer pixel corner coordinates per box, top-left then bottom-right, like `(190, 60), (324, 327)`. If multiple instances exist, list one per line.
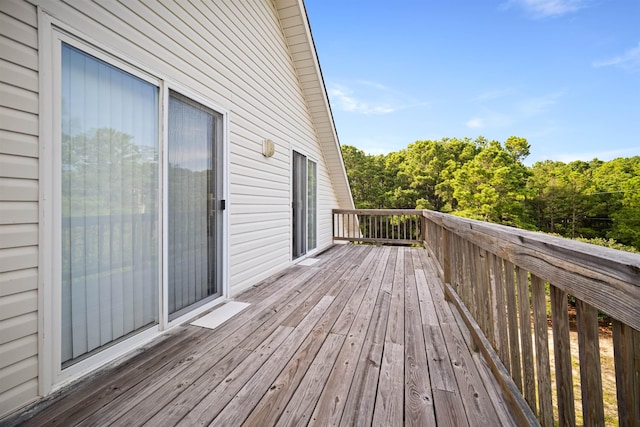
(341, 137), (639, 252)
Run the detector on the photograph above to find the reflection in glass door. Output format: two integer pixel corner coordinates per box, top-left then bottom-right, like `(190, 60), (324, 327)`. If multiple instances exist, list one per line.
(60, 43), (160, 367)
(168, 91), (223, 320)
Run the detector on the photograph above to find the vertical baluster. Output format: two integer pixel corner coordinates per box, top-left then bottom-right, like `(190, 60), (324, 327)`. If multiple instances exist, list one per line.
(480, 248), (494, 346)
(492, 254), (510, 368)
(576, 300), (605, 426)
(453, 234), (462, 295)
(473, 246), (488, 337)
(466, 240), (477, 320)
(410, 215), (415, 241)
(442, 229), (451, 286)
(469, 244), (480, 326)
(612, 320), (640, 427)
(517, 267), (537, 413)
(532, 275), (553, 426)
(344, 213), (348, 239)
(403, 215), (407, 241)
(371, 213), (375, 240)
(504, 260), (521, 388)
(385, 214), (388, 240)
(550, 285), (575, 427)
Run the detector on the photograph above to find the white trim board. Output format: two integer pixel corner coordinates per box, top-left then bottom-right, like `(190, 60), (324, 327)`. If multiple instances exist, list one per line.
(190, 301), (251, 330)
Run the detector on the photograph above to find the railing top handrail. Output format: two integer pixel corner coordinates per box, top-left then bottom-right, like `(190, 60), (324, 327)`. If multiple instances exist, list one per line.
(421, 209), (640, 278)
(421, 209), (640, 331)
(333, 208), (424, 215)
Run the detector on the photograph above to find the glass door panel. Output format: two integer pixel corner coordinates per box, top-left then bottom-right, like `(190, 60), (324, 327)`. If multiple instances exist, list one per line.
(168, 91), (223, 319)
(292, 151), (307, 259)
(307, 160), (317, 251)
(61, 43), (159, 366)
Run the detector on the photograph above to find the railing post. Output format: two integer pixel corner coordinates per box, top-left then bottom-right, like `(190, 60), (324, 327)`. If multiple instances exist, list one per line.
(332, 210), (335, 242)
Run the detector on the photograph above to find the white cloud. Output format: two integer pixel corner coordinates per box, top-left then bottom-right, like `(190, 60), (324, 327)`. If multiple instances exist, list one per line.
(465, 118), (484, 129)
(347, 135), (401, 155)
(328, 82), (428, 115)
(543, 147), (640, 163)
(329, 85), (397, 115)
(464, 110), (515, 130)
(356, 80), (391, 91)
(470, 88), (515, 103)
(465, 91), (563, 130)
(593, 42), (640, 72)
(501, 0), (585, 18)
(517, 91), (564, 117)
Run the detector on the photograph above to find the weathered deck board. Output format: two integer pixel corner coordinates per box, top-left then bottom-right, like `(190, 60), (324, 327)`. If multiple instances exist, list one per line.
(419, 249), (503, 426)
(339, 247), (397, 427)
(78, 247), (363, 426)
(404, 250), (436, 426)
(307, 247), (391, 425)
(372, 247), (406, 426)
(15, 244), (517, 427)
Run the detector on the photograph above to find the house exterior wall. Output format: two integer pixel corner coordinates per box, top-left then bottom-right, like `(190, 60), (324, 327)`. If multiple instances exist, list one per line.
(0, 0), (348, 418)
(0, 0), (41, 418)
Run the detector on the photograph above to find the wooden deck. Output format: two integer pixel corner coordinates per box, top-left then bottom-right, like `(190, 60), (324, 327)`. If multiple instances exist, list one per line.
(17, 244), (517, 426)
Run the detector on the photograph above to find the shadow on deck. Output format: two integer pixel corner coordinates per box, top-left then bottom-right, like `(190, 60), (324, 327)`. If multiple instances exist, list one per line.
(15, 244), (516, 426)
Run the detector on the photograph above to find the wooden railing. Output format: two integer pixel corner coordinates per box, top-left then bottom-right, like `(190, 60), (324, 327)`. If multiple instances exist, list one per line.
(333, 209), (640, 426)
(332, 209), (424, 245)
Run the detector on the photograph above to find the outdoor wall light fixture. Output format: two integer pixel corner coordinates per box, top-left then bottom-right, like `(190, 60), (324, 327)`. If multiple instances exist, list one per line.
(263, 139), (276, 157)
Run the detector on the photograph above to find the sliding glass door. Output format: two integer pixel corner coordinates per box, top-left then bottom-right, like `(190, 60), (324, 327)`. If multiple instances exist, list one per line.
(292, 151), (317, 259)
(60, 41), (225, 367)
(167, 91), (224, 320)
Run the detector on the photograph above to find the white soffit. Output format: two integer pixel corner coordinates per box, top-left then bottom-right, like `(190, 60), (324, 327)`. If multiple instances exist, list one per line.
(275, 0), (355, 210)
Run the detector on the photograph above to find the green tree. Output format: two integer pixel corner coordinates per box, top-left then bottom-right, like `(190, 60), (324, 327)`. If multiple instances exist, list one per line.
(396, 137), (478, 211)
(563, 161), (598, 238)
(593, 156), (640, 248)
(341, 145), (395, 208)
(339, 137), (638, 251)
(451, 137), (532, 227)
(527, 160), (566, 233)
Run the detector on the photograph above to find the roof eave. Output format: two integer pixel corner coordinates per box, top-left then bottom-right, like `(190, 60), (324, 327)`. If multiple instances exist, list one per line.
(274, 0), (355, 210)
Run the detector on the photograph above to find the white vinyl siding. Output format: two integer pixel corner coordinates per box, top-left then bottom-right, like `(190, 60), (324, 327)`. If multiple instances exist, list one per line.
(1, 0), (352, 418)
(32, 1), (341, 297)
(0, 0), (40, 418)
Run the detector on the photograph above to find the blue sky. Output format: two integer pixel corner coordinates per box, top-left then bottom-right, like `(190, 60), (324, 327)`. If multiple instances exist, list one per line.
(304, 0), (640, 164)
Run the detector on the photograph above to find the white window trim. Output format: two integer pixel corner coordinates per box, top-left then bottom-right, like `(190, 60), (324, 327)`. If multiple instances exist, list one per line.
(38, 9), (230, 395)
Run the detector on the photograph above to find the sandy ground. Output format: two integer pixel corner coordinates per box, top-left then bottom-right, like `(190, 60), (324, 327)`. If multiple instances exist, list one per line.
(546, 309), (618, 426)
